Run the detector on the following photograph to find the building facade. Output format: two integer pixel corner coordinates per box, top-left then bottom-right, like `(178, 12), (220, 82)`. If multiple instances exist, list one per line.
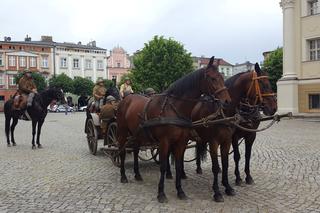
(192, 56), (234, 78)
(107, 46), (131, 83)
(0, 36), (53, 110)
(233, 61), (255, 75)
(278, 0), (320, 113)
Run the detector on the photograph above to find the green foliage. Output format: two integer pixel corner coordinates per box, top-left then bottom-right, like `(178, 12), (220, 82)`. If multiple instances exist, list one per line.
(131, 35), (194, 92)
(15, 72), (47, 92)
(48, 73), (74, 93)
(73, 77), (95, 96)
(103, 79), (114, 88)
(263, 47), (283, 92)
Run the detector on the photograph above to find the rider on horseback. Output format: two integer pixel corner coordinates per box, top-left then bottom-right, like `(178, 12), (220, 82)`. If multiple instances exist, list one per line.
(18, 70), (37, 107)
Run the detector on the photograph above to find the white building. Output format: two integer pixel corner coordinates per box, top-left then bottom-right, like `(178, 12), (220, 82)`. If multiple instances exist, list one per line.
(233, 61), (255, 75)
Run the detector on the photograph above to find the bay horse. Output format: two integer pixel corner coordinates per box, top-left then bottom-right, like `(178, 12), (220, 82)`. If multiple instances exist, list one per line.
(116, 56), (231, 203)
(189, 63), (276, 201)
(4, 88), (65, 149)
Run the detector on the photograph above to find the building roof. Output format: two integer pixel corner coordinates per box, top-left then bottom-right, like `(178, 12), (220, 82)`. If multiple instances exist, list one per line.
(193, 56), (233, 66)
(234, 61), (255, 67)
(0, 40), (106, 51)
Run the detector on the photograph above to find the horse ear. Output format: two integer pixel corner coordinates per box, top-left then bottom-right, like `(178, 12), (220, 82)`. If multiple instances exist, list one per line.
(208, 56), (215, 68)
(255, 63), (261, 76)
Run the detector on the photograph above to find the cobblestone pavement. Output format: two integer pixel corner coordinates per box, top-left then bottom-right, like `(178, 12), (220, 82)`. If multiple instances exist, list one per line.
(1, 112), (320, 213)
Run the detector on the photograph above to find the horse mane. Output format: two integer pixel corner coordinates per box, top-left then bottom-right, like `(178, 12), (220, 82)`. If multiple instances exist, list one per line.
(225, 71), (251, 88)
(165, 68), (205, 96)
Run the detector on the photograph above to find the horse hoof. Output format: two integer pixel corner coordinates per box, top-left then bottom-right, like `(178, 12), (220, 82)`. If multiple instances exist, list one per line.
(196, 168), (202, 174)
(7, 144), (11, 147)
(225, 188), (236, 196)
(157, 193), (168, 203)
(121, 176), (128, 183)
(235, 178), (243, 186)
(246, 177), (254, 185)
(37, 144), (43, 149)
(32, 146), (36, 150)
(177, 191), (187, 200)
(181, 173), (187, 180)
(166, 173), (173, 179)
(134, 174), (143, 181)
(12, 142), (16, 146)
(213, 193), (224, 202)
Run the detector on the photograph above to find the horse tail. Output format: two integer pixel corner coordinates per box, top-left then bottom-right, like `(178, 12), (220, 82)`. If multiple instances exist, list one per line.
(195, 142), (207, 162)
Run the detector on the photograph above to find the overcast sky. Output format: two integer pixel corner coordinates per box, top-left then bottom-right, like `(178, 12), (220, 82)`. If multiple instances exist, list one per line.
(0, 0), (283, 64)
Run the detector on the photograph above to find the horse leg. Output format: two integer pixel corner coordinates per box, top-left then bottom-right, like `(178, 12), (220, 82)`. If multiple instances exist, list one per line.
(36, 120), (44, 148)
(157, 140), (169, 203)
(173, 144), (187, 200)
(180, 149), (187, 179)
(10, 118), (18, 146)
(232, 135), (242, 185)
(244, 133), (256, 185)
(221, 138), (235, 196)
(5, 116), (11, 146)
(166, 153), (173, 179)
(133, 146), (143, 181)
(209, 141), (223, 202)
(31, 120), (37, 149)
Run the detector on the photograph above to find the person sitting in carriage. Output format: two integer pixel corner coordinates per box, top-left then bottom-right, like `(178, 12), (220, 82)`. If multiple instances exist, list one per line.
(100, 95), (117, 133)
(92, 79), (106, 112)
(119, 77), (133, 98)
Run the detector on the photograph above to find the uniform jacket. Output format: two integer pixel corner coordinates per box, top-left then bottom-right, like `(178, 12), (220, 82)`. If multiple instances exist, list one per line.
(18, 76), (37, 94)
(93, 85), (106, 100)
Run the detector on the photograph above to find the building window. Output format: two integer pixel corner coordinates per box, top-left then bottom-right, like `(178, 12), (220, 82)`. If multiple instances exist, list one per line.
(60, 57), (67, 68)
(0, 54), (3, 66)
(42, 56), (48, 68)
(97, 60), (103, 70)
(19, 57), (26, 67)
(9, 75), (16, 85)
(112, 75), (117, 82)
(73, 58), (80, 69)
(309, 0), (319, 15)
(309, 39), (320, 61)
(117, 62), (121, 68)
(8, 56), (16, 66)
(30, 57), (37, 67)
(309, 94), (320, 109)
(85, 59), (92, 70)
(0, 75), (4, 85)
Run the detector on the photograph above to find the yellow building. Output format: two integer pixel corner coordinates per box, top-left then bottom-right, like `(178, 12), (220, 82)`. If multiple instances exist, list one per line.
(278, 0), (320, 113)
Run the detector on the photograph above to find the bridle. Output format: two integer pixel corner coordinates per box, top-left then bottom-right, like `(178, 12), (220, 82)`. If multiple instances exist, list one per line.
(245, 71), (275, 106)
(204, 69), (228, 98)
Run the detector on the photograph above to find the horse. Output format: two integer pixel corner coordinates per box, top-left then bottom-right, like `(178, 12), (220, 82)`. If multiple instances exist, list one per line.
(4, 87), (65, 149)
(189, 63), (277, 201)
(116, 56), (231, 203)
(105, 85), (121, 102)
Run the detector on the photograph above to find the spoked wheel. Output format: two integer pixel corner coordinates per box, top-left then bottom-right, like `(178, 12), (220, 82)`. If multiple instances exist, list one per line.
(138, 148), (159, 164)
(104, 122), (120, 167)
(86, 119), (98, 155)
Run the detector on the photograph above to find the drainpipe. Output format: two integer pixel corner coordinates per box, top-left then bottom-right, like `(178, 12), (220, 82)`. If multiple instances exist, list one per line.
(53, 45), (56, 77)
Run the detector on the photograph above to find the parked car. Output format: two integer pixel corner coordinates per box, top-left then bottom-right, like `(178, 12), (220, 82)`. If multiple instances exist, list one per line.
(47, 105), (74, 112)
(78, 105), (87, 111)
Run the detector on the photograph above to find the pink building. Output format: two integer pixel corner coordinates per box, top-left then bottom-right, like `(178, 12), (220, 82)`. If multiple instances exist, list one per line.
(107, 46), (131, 83)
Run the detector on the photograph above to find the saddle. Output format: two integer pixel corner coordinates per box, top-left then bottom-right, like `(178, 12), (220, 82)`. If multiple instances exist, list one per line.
(13, 93), (28, 110)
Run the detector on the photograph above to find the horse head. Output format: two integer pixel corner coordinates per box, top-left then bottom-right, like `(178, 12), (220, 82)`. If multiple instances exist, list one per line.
(46, 87), (66, 104)
(203, 56), (231, 105)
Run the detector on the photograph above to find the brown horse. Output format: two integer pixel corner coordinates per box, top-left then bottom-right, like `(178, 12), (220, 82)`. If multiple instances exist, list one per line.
(116, 57), (231, 203)
(173, 63), (277, 202)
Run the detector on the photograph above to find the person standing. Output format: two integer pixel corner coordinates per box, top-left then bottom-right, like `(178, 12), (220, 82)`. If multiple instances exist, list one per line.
(119, 77), (133, 98)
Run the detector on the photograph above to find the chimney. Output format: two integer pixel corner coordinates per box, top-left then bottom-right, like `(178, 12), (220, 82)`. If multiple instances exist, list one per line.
(4, 36), (11, 42)
(87, 40), (96, 47)
(77, 41), (82, 45)
(25, 34), (32, 41)
(41, 35), (53, 42)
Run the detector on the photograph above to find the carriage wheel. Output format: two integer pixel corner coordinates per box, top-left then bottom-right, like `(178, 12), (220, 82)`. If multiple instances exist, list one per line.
(105, 122), (120, 167)
(86, 119), (98, 155)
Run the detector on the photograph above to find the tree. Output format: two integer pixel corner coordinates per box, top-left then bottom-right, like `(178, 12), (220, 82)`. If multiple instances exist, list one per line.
(131, 35), (194, 92)
(48, 73), (74, 93)
(73, 77), (95, 96)
(263, 47), (283, 92)
(15, 72), (47, 92)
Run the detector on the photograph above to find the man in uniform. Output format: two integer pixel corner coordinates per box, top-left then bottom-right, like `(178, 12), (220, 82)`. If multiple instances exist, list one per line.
(18, 70), (37, 108)
(119, 77), (133, 98)
(144, 88), (156, 97)
(92, 79), (106, 112)
(100, 95), (117, 133)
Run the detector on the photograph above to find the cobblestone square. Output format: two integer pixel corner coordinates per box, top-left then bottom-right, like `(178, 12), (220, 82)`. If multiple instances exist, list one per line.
(1, 113), (320, 212)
